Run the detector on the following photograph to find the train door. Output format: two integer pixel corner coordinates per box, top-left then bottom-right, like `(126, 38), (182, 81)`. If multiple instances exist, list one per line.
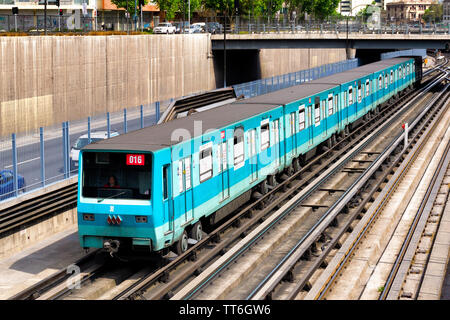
(218, 140), (230, 200)
(273, 119), (280, 167)
(308, 105), (314, 146)
(248, 129), (257, 182)
(320, 99), (326, 138)
(314, 97), (321, 142)
(348, 86), (354, 122)
(162, 164), (174, 233)
(289, 111), (296, 159)
(357, 81), (362, 118)
(177, 157), (193, 224)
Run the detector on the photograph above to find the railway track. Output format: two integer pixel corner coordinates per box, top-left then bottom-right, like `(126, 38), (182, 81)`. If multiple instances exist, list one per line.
(305, 85), (450, 300)
(170, 75), (449, 301)
(8, 58), (448, 301)
(104, 69), (449, 301)
(380, 136), (450, 300)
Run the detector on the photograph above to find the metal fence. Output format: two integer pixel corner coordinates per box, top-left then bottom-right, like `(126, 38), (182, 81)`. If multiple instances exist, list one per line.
(381, 49), (427, 60)
(1, 14), (450, 35)
(0, 57), (359, 203)
(233, 58), (359, 99)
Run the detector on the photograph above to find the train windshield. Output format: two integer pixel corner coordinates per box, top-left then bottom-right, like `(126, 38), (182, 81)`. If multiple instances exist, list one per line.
(81, 152), (152, 201)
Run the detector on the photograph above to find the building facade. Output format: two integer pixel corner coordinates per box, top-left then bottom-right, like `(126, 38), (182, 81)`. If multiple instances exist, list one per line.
(0, 0), (160, 31)
(386, 0), (432, 23)
(444, 0), (450, 23)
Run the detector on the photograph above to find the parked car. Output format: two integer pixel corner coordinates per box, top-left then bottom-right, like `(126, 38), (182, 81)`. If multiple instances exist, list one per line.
(0, 169), (25, 201)
(153, 22), (176, 34)
(184, 23), (205, 34)
(173, 21), (189, 33)
(205, 22), (223, 34)
(70, 131), (119, 170)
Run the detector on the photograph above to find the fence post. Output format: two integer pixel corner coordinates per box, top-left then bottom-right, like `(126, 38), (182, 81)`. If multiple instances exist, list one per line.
(140, 105), (144, 128)
(62, 123), (67, 179)
(124, 109), (127, 133)
(66, 122), (70, 178)
(11, 133), (18, 197)
(107, 112), (111, 138)
(40, 127), (45, 187)
(155, 101), (160, 124)
(87, 116), (91, 144)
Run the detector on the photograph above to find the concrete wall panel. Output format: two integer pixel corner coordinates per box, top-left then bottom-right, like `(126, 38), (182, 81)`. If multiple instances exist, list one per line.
(0, 35), (346, 137)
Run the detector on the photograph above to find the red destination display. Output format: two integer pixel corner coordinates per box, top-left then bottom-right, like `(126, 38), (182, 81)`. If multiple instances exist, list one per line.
(126, 154), (145, 166)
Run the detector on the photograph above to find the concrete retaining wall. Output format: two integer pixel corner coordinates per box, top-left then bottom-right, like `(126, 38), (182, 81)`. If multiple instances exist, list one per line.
(0, 35), (347, 137)
(0, 34), (216, 136)
(259, 48), (348, 78)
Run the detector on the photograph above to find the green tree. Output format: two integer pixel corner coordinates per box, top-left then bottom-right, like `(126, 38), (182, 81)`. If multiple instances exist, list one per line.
(153, 0), (201, 20)
(285, 0), (339, 20)
(422, 3), (443, 23)
(110, 0), (149, 15)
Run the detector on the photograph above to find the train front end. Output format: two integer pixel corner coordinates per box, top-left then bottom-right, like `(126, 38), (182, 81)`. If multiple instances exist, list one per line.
(77, 150), (155, 255)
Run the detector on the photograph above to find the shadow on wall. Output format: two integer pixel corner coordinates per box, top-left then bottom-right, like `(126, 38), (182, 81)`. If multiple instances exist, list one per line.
(213, 49), (262, 88)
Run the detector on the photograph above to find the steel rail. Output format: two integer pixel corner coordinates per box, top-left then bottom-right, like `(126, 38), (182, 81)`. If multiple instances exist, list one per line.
(380, 132), (450, 300)
(113, 68), (447, 301)
(310, 84), (450, 300)
(170, 74), (448, 300)
(248, 83), (449, 300)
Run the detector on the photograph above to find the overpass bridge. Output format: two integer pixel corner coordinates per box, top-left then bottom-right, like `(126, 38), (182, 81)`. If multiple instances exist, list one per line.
(211, 32), (450, 51)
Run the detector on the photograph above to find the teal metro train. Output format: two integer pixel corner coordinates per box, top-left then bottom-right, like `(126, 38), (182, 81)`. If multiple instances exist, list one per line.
(77, 57), (422, 255)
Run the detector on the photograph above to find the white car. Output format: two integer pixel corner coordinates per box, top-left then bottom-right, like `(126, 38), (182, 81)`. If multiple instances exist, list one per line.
(153, 22), (176, 34)
(70, 131), (119, 170)
(184, 23), (205, 34)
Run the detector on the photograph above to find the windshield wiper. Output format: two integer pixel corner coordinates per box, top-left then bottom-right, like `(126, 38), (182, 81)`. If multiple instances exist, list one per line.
(98, 191), (126, 203)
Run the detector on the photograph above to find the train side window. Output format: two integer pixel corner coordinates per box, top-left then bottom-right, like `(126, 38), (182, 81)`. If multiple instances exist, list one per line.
(261, 121), (270, 151)
(407, 63), (409, 75)
(233, 127), (245, 169)
(199, 143), (213, 183)
(402, 65), (405, 78)
(390, 70), (394, 84)
(163, 165), (169, 200)
(378, 74), (383, 89)
(384, 73), (388, 89)
(348, 87), (353, 105)
(344, 89), (347, 107)
(334, 94), (338, 111)
(328, 94), (333, 115)
(299, 106), (305, 130)
(365, 79), (370, 96)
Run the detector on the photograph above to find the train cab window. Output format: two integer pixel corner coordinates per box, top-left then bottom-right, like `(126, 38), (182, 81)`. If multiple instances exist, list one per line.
(233, 127), (245, 169)
(261, 121), (270, 150)
(357, 82), (362, 103)
(365, 79), (370, 96)
(199, 143), (213, 183)
(378, 74), (383, 89)
(328, 94), (333, 115)
(81, 152), (152, 200)
(348, 87), (353, 105)
(299, 106), (305, 130)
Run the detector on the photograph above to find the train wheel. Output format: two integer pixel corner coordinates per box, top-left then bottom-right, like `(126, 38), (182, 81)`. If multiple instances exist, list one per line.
(189, 222), (203, 242)
(293, 158), (301, 172)
(174, 230), (189, 255)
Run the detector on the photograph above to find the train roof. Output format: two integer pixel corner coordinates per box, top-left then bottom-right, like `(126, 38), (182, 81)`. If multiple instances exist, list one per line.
(83, 101), (281, 152)
(83, 57), (413, 153)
